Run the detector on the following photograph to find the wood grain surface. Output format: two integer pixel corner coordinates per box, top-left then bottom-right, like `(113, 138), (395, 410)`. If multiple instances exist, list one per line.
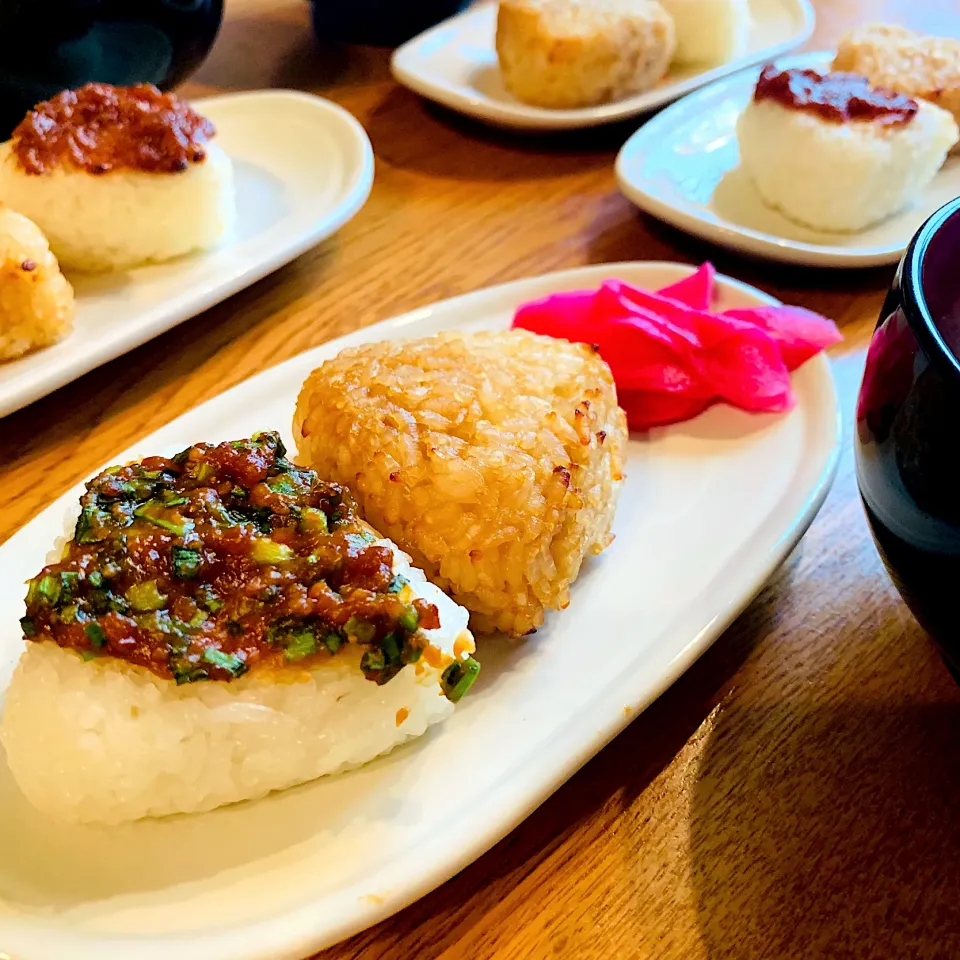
(3, 2), (960, 958)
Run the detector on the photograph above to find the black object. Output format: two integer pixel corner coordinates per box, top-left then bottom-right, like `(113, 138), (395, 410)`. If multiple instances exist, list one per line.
(0, 0), (223, 137)
(855, 196), (960, 678)
(310, 0), (469, 47)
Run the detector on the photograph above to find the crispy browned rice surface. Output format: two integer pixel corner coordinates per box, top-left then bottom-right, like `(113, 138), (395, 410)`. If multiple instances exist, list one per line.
(294, 329), (627, 636)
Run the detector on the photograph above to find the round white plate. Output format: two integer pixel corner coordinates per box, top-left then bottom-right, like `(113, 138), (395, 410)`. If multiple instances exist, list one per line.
(0, 262), (840, 960)
(390, 0), (814, 131)
(0, 90), (374, 419)
(616, 51), (960, 268)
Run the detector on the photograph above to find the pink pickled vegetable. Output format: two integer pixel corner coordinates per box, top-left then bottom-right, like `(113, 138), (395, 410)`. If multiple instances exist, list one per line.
(511, 263), (841, 431)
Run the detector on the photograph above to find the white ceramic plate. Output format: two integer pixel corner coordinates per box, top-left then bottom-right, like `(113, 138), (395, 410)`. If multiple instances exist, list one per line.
(0, 262), (840, 960)
(616, 51), (960, 267)
(390, 0), (814, 131)
(0, 90), (374, 419)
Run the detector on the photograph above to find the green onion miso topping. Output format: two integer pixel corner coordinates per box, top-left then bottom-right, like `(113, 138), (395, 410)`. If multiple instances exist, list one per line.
(441, 656), (481, 703)
(202, 647), (248, 678)
(171, 545), (202, 580)
(283, 629), (317, 662)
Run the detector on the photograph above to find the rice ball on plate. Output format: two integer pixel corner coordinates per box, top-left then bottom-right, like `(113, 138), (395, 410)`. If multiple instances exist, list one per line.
(737, 65), (959, 232)
(294, 330), (628, 637)
(0, 203), (74, 361)
(0, 83), (235, 273)
(0, 432), (477, 824)
(657, 0), (750, 65)
(833, 23), (960, 142)
(496, 0), (676, 109)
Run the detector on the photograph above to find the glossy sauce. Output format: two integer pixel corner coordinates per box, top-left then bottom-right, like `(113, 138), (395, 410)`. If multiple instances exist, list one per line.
(12, 82), (215, 175)
(754, 65), (919, 126)
(22, 433), (440, 686)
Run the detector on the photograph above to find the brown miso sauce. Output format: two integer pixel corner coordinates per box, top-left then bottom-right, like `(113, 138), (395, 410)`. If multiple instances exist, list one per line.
(754, 65), (919, 126)
(12, 82), (215, 176)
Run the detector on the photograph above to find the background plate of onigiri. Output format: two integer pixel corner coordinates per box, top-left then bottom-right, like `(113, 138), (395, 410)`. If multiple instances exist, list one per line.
(391, 0), (814, 131)
(616, 52), (960, 267)
(0, 262), (839, 960)
(0, 90), (374, 418)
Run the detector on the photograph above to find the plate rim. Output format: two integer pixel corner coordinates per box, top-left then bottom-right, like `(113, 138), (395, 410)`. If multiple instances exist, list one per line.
(390, 0), (816, 131)
(0, 88), (375, 419)
(0, 261), (842, 960)
(614, 50), (942, 267)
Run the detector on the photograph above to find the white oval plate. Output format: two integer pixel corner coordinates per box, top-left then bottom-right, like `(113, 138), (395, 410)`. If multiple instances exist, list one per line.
(616, 51), (960, 267)
(0, 262), (840, 960)
(0, 90), (374, 419)
(391, 0), (814, 131)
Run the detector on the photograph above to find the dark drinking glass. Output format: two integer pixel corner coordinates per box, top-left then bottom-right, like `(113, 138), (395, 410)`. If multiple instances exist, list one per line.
(855, 197), (960, 679)
(310, 0), (469, 46)
(0, 0), (223, 137)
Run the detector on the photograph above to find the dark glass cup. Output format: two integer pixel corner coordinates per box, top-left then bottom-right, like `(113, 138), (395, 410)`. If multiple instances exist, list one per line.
(855, 197), (960, 679)
(310, 0), (470, 46)
(0, 0), (223, 138)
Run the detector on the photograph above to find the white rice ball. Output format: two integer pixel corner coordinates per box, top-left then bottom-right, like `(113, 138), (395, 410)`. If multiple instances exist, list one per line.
(658, 0), (750, 65)
(0, 545), (474, 824)
(0, 139), (235, 273)
(737, 95), (959, 232)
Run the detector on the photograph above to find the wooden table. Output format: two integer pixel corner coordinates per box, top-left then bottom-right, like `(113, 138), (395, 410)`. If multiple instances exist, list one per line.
(4, 1), (960, 957)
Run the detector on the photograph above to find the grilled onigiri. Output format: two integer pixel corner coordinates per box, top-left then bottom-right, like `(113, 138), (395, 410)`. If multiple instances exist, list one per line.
(0, 83), (235, 273)
(294, 330), (628, 637)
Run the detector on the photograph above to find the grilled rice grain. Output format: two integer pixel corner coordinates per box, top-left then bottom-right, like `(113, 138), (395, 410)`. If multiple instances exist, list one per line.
(294, 330), (627, 637)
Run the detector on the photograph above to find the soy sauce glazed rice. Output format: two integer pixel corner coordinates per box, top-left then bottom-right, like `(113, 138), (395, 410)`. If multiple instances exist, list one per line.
(0, 432), (478, 823)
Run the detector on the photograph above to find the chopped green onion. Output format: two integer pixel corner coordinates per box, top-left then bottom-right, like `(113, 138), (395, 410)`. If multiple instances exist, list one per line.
(361, 649), (385, 674)
(267, 474), (300, 497)
(36, 574), (61, 605)
(387, 574), (409, 594)
(134, 500), (192, 536)
(283, 630), (317, 662)
(81, 650), (100, 662)
(59, 604), (78, 625)
(197, 585), (223, 613)
(171, 545), (202, 580)
(344, 616), (376, 644)
(75, 504), (108, 544)
(382, 633), (402, 665)
(202, 647), (248, 678)
(125, 580), (167, 612)
(19, 616), (36, 638)
(398, 604), (419, 633)
(298, 507), (329, 535)
(441, 656), (481, 703)
(160, 491), (189, 506)
(59, 570), (80, 601)
(187, 609), (208, 629)
(402, 639), (422, 665)
(194, 461), (216, 483)
(250, 538), (294, 564)
(323, 632), (342, 654)
(84, 623), (107, 648)
(230, 486), (248, 499)
(88, 570), (104, 588)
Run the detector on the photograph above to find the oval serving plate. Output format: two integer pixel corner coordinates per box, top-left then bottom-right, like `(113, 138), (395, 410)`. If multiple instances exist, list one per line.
(0, 89), (375, 419)
(616, 52), (960, 268)
(391, 0), (815, 131)
(0, 262), (840, 960)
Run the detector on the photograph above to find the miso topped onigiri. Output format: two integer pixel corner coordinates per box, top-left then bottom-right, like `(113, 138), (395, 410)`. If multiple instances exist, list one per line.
(0, 83), (235, 272)
(0, 432), (477, 824)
